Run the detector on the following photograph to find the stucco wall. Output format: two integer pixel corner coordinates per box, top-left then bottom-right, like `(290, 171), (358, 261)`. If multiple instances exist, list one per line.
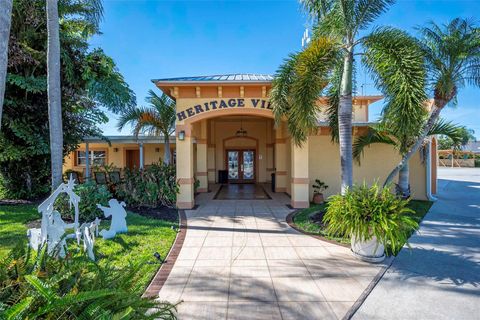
(308, 135), (427, 200)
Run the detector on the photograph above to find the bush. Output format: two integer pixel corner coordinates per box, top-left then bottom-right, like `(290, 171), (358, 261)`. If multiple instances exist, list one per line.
(323, 182), (419, 254)
(117, 163), (178, 208)
(0, 244), (177, 319)
(475, 159), (480, 167)
(55, 181), (112, 222)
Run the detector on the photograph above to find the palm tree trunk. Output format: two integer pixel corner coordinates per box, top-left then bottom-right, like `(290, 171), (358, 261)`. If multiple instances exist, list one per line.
(0, 0), (13, 132)
(338, 47), (354, 194)
(384, 103), (443, 187)
(397, 161), (409, 198)
(163, 135), (171, 165)
(46, 0), (64, 189)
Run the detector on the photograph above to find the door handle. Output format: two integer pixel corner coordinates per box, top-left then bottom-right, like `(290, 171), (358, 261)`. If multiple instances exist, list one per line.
(241, 164), (244, 172)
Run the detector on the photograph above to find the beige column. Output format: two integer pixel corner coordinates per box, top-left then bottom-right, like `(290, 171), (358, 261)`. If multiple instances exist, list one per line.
(274, 122), (287, 192)
(176, 124), (195, 209)
(207, 144), (216, 183)
(196, 120), (208, 193)
(291, 138), (309, 208)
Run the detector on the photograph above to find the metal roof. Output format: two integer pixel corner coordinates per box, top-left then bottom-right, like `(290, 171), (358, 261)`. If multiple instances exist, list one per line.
(152, 73), (274, 84)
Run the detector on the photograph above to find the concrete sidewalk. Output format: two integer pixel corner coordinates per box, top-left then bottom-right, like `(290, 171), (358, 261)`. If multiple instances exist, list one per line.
(353, 168), (480, 320)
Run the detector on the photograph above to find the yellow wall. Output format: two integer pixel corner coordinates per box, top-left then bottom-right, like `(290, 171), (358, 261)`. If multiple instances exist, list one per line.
(308, 135), (427, 200)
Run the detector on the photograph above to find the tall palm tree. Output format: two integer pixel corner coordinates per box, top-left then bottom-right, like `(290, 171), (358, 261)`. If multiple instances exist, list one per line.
(46, 0), (63, 189)
(384, 18), (480, 186)
(271, 0), (427, 194)
(0, 0), (13, 132)
(353, 119), (460, 198)
(117, 90), (176, 165)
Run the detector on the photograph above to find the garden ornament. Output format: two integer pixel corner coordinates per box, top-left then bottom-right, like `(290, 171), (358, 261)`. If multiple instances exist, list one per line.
(98, 199), (128, 239)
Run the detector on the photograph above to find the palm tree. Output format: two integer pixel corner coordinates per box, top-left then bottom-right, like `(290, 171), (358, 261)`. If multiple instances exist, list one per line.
(384, 18), (480, 186)
(271, 0), (427, 194)
(46, 0), (63, 189)
(353, 119), (460, 197)
(0, 0), (13, 132)
(117, 90), (176, 165)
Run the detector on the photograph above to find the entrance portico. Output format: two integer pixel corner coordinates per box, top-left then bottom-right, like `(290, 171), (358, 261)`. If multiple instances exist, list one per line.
(154, 74), (307, 210)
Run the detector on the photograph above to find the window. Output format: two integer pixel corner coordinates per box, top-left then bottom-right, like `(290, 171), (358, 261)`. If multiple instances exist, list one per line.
(76, 150), (106, 166)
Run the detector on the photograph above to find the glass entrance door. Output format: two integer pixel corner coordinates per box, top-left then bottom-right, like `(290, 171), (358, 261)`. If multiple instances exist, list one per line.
(227, 149), (255, 183)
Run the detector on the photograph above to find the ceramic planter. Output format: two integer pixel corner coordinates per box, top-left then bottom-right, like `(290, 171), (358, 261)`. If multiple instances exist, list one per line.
(351, 234), (385, 263)
(312, 193), (324, 204)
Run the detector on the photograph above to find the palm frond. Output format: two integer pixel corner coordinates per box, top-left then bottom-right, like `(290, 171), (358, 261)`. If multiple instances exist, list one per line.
(362, 27), (428, 138)
(354, 0), (394, 32)
(353, 127), (397, 163)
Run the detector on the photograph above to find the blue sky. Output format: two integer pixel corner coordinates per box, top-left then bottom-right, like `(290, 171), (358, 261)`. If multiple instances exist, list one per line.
(90, 0), (480, 138)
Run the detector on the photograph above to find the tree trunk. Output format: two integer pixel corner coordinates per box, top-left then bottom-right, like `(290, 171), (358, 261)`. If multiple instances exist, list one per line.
(384, 103), (443, 187)
(338, 47), (354, 194)
(163, 135), (171, 165)
(46, 0), (63, 190)
(0, 0), (13, 132)
(397, 161), (410, 198)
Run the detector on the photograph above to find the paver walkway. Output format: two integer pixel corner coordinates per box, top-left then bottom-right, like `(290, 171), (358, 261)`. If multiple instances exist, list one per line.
(353, 168), (480, 319)
(157, 185), (386, 319)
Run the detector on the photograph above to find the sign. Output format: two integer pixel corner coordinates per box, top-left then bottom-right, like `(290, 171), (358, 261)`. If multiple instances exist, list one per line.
(176, 98), (272, 121)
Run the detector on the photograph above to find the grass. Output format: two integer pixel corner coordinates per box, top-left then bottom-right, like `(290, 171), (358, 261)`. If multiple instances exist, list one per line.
(0, 204), (178, 290)
(293, 200), (434, 252)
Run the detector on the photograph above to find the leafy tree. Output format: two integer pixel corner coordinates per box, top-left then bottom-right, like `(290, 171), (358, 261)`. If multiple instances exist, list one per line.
(0, 0), (13, 132)
(0, 0), (135, 199)
(438, 126), (475, 150)
(118, 90), (176, 165)
(354, 119), (460, 197)
(271, 0), (426, 194)
(384, 18), (480, 185)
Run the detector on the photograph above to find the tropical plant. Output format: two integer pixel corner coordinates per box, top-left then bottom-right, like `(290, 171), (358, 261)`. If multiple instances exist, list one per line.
(55, 180), (112, 222)
(118, 90), (176, 165)
(117, 163), (178, 208)
(271, 0), (427, 194)
(0, 0), (13, 132)
(46, 0), (63, 190)
(438, 126), (475, 150)
(323, 182), (419, 255)
(354, 119), (461, 197)
(312, 179), (328, 194)
(0, 244), (177, 319)
(384, 18), (480, 185)
(0, 0), (135, 199)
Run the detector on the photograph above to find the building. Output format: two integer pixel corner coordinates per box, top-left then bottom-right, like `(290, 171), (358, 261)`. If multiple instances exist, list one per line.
(63, 73), (438, 209)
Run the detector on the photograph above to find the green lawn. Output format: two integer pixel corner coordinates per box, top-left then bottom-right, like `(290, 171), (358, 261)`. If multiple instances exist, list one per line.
(293, 200), (434, 252)
(0, 204), (178, 290)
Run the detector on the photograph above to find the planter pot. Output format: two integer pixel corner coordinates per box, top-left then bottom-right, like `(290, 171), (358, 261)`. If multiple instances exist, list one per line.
(351, 234), (385, 263)
(312, 193), (324, 204)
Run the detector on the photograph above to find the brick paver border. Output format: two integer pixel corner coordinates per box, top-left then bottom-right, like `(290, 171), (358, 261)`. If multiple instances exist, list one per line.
(143, 209), (187, 298)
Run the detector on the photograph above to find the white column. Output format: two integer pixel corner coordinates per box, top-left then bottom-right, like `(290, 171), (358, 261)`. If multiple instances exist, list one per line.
(139, 142), (144, 169)
(85, 141), (90, 180)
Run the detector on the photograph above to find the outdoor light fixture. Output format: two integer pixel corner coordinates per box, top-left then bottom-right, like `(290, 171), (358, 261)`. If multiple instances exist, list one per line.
(235, 119), (248, 137)
(153, 252), (163, 263)
(178, 130), (185, 141)
(155, 147), (160, 153)
(113, 148), (119, 152)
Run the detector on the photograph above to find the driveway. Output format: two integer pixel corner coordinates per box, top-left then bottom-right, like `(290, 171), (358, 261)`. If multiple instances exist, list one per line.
(353, 168), (480, 319)
(157, 186), (386, 319)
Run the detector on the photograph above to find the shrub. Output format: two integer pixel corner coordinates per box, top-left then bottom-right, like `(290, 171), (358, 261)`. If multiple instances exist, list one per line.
(323, 182), (419, 254)
(0, 244), (177, 319)
(475, 159), (480, 167)
(55, 181), (112, 222)
(117, 163), (178, 208)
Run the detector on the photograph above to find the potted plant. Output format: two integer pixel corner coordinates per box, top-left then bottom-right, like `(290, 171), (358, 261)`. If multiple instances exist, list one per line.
(312, 179), (328, 204)
(323, 182), (419, 262)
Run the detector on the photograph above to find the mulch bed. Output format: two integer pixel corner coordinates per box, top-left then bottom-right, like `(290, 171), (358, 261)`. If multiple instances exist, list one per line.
(127, 206), (178, 222)
(0, 199), (38, 206)
(309, 209), (327, 228)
